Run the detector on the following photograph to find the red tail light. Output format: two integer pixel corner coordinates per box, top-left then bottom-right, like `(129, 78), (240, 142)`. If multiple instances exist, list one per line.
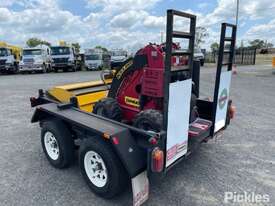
(151, 147), (164, 173)
(148, 137), (158, 145)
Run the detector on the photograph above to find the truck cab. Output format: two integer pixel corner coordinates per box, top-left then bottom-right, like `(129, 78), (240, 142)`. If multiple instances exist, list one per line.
(19, 46), (52, 74)
(0, 47), (17, 73)
(85, 53), (103, 70)
(194, 48), (205, 66)
(51, 46), (76, 72)
(0, 42), (22, 74)
(110, 49), (128, 69)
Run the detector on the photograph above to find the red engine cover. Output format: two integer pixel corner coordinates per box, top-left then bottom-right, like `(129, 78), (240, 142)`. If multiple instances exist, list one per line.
(142, 67), (164, 97)
(115, 43), (187, 121)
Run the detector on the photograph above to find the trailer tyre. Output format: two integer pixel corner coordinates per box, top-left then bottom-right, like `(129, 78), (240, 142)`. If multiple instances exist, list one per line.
(133, 109), (163, 132)
(93, 98), (122, 122)
(41, 119), (74, 169)
(79, 138), (128, 199)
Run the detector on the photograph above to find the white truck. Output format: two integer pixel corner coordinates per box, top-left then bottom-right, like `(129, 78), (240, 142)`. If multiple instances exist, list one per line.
(110, 49), (128, 69)
(194, 48), (205, 66)
(84, 49), (110, 71)
(19, 45), (52, 74)
(51, 46), (76, 72)
(0, 43), (21, 74)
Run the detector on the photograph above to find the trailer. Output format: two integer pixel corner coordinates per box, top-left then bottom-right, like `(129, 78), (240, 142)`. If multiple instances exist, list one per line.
(30, 10), (236, 206)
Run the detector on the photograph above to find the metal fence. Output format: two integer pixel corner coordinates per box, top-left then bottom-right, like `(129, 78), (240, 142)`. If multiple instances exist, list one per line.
(205, 48), (257, 65)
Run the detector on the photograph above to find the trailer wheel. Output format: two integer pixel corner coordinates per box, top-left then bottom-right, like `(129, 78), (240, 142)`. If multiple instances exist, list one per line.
(41, 119), (74, 168)
(79, 138), (128, 199)
(133, 109), (163, 132)
(93, 98), (122, 122)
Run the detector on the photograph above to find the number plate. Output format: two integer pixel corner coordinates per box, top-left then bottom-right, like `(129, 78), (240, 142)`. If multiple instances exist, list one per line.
(132, 171), (149, 206)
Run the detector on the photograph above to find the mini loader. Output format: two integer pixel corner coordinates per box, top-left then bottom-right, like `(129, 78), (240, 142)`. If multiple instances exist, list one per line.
(30, 10), (236, 206)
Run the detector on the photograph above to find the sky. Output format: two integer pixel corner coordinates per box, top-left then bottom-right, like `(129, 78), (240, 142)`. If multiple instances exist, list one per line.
(0, 0), (275, 52)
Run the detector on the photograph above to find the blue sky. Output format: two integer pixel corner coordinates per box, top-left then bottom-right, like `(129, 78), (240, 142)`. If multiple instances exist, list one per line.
(0, 0), (275, 52)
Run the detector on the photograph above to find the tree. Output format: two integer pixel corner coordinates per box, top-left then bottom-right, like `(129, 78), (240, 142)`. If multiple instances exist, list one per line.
(248, 39), (265, 49)
(195, 27), (209, 48)
(265, 42), (273, 49)
(95, 45), (108, 52)
(26, 38), (51, 47)
(210, 42), (219, 52)
(72, 43), (81, 54)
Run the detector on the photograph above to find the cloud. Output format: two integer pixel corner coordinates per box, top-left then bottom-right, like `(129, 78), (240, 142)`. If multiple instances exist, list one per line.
(245, 19), (275, 41)
(86, 0), (161, 12)
(110, 10), (147, 28)
(198, 3), (209, 9)
(143, 15), (165, 29)
(0, 1), (91, 46)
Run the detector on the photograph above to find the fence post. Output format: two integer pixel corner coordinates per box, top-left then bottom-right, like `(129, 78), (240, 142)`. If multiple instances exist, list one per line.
(253, 48), (257, 65)
(241, 48), (244, 64)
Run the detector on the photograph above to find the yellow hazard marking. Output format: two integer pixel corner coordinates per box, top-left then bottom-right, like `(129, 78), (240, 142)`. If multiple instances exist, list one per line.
(116, 60), (133, 80)
(125, 96), (140, 107)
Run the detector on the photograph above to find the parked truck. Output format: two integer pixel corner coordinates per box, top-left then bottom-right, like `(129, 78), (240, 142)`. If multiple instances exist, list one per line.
(19, 45), (52, 74)
(0, 42), (21, 74)
(194, 47), (205, 66)
(51, 42), (77, 72)
(85, 48), (111, 71)
(110, 49), (128, 69)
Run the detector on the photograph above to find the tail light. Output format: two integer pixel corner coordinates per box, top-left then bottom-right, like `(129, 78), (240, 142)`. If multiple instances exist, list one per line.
(229, 105), (236, 119)
(148, 137), (158, 145)
(151, 147), (164, 173)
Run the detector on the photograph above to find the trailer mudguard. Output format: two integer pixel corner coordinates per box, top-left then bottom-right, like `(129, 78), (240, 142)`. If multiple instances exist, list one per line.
(110, 130), (147, 177)
(31, 103), (148, 177)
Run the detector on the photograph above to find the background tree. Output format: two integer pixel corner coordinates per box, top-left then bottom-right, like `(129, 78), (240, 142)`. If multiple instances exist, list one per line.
(210, 42), (219, 52)
(72, 43), (81, 54)
(195, 27), (209, 48)
(264, 42), (273, 49)
(95, 45), (108, 52)
(26, 38), (51, 47)
(248, 39), (265, 49)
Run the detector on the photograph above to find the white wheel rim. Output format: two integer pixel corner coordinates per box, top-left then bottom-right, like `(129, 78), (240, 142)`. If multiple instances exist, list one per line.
(44, 131), (60, 160)
(84, 151), (108, 188)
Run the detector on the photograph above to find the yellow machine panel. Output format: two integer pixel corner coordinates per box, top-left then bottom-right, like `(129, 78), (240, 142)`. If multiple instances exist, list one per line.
(47, 79), (112, 112)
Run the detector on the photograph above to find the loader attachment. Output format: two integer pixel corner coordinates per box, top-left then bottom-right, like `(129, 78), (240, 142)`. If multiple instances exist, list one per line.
(47, 79), (112, 112)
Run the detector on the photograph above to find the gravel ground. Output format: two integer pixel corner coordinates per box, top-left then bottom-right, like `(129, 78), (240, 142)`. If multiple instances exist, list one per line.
(0, 65), (274, 206)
